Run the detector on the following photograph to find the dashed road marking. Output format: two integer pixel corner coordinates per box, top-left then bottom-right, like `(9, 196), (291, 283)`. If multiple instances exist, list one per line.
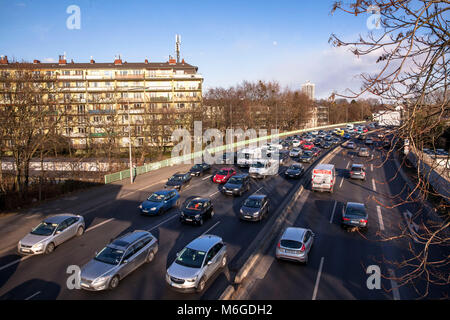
(25, 291), (41, 300)
(0, 255), (32, 272)
(86, 218), (115, 233)
(388, 269), (401, 300)
(147, 214), (179, 232)
(330, 201), (337, 224)
(339, 177), (344, 188)
(209, 190), (220, 198)
(312, 257), (325, 300)
(371, 178), (377, 192)
(377, 206), (384, 231)
(202, 175), (212, 181)
(201, 221), (221, 236)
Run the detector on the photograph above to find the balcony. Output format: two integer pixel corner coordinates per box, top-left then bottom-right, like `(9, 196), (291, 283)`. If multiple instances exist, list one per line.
(148, 97), (170, 102)
(115, 74), (144, 80)
(88, 109), (116, 115)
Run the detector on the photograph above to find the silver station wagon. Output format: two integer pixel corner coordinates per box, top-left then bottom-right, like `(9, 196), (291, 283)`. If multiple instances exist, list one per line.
(276, 227), (314, 264)
(166, 235), (227, 293)
(18, 214), (85, 255)
(80, 230), (158, 291)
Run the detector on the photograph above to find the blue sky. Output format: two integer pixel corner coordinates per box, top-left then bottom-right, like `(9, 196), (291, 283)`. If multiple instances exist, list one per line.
(0, 0), (384, 98)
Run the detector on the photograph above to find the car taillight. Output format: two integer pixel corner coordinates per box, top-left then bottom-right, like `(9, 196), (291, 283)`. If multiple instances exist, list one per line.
(277, 242), (281, 248)
(350, 171), (353, 175)
(360, 219), (367, 223)
(342, 217), (350, 221)
(300, 244), (305, 252)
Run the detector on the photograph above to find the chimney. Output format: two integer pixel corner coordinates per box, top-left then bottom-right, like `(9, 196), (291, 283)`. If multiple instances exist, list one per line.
(59, 54), (67, 65)
(145, 58), (148, 64)
(71, 59), (74, 64)
(168, 56), (176, 65)
(33, 59), (40, 64)
(182, 58), (185, 64)
(0, 55), (8, 65)
(90, 56), (95, 64)
(114, 55), (122, 65)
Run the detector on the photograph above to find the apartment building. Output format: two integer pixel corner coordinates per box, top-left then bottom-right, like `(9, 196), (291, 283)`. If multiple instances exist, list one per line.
(0, 54), (203, 150)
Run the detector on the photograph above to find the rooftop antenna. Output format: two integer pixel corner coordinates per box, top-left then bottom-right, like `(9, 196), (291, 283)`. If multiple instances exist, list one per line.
(175, 34), (181, 63)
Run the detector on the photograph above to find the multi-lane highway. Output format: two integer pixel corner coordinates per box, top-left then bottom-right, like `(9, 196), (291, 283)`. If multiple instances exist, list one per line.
(0, 128), (447, 300)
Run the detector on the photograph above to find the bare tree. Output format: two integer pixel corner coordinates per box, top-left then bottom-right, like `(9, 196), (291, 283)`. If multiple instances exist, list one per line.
(330, 0), (449, 298)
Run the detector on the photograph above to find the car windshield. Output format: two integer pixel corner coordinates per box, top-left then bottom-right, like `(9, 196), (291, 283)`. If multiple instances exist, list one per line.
(191, 164), (202, 170)
(352, 166), (363, 172)
(345, 204), (366, 217)
(94, 246), (124, 265)
(175, 247), (206, 269)
(303, 151), (312, 157)
(280, 239), (303, 249)
(147, 193), (165, 202)
(217, 170), (229, 175)
(186, 200), (205, 211)
(251, 162), (265, 168)
(169, 175), (184, 182)
(30, 222), (57, 236)
(289, 165), (302, 170)
(244, 198), (263, 208)
(228, 177), (243, 184)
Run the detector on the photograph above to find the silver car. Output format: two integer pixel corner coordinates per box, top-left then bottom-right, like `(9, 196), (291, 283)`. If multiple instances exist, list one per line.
(289, 148), (302, 158)
(18, 214), (85, 255)
(166, 234), (227, 293)
(80, 230), (158, 291)
(276, 227), (314, 264)
(358, 147), (370, 157)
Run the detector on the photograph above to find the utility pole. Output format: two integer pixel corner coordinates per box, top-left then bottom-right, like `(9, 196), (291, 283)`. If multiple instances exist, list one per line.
(128, 102), (133, 184)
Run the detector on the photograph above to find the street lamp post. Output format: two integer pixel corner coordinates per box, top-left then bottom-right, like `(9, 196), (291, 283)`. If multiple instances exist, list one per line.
(127, 105), (133, 184)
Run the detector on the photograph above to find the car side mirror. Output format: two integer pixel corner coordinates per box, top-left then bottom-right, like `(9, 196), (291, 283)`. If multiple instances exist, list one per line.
(95, 251), (98, 256)
(122, 259), (128, 264)
(56, 230), (61, 234)
(176, 252), (180, 257)
(207, 260), (212, 265)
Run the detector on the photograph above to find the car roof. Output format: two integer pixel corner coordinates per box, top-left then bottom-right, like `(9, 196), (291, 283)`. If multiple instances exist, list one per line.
(189, 197), (209, 203)
(219, 167), (234, 171)
(346, 202), (366, 209)
(231, 173), (248, 179)
(351, 164), (364, 168)
(281, 227), (307, 241)
(187, 235), (222, 252)
(44, 214), (78, 224)
(110, 230), (150, 249)
(247, 194), (266, 200)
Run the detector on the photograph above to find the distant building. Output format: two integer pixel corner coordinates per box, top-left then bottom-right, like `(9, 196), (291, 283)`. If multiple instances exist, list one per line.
(373, 106), (404, 126)
(301, 81), (315, 101)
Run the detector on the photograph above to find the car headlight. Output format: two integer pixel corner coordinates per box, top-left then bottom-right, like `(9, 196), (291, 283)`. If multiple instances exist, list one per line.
(195, 214), (200, 219)
(92, 276), (109, 285)
(240, 209), (244, 214)
(139, 204), (143, 209)
(253, 211), (260, 217)
(151, 207), (157, 211)
(186, 276), (197, 283)
(234, 188), (240, 191)
(32, 243), (44, 250)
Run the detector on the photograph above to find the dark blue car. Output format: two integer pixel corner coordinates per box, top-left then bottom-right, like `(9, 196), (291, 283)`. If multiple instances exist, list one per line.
(343, 133), (351, 139)
(139, 189), (180, 216)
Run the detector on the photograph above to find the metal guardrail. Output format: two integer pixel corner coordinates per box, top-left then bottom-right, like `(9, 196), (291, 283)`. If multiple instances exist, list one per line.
(104, 121), (366, 184)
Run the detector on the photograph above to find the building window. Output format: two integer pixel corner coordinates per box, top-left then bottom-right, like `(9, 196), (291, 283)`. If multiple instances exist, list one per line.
(137, 137), (144, 146)
(78, 127), (86, 134)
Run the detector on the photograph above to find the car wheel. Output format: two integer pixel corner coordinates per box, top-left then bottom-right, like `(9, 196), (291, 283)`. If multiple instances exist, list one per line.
(146, 251), (155, 263)
(176, 199), (180, 207)
(210, 210), (215, 219)
(198, 217), (204, 226)
(196, 277), (206, 293)
(109, 276), (120, 290)
(221, 255), (227, 268)
(76, 226), (84, 237)
(45, 242), (55, 254)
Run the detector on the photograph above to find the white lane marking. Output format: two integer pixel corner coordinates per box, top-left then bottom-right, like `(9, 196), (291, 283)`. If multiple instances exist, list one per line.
(209, 191), (220, 198)
(202, 175), (212, 181)
(388, 269), (401, 300)
(370, 164), (373, 172)
(0, 255), (32, 272)
(25, 291), (41, 300)
(86, 218), (115, 233)
(377, 206), (384, 231)
(201, 221), (221, 236)
(371, 178), (377, 192)
(346, 162), (350, 169)
(118, 179), (167, 199)
(330, 201), (337, 224)
(312, 257), (325, 300)
(147, 214), (179, 232)
(402, 210), (420, 243)
(252, 187), (263, 195)
(339, 177), (344, 188)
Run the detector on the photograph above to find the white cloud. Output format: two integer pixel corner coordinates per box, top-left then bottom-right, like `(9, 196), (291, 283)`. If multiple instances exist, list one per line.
(43, 57), (56, 63)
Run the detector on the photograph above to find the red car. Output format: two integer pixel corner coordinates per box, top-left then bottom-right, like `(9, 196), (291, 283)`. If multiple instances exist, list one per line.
(363, 128), (368, 133)
(213, 167), (237, 184)
(302, 143), (314, 150)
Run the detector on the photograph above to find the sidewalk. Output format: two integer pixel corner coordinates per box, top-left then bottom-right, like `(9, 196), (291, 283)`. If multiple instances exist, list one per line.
(0, 162), (191, 255)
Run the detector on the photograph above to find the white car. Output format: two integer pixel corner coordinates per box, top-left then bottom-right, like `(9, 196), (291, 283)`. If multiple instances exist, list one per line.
(289, 148), (302, 158)
(249, 160), (279, 178)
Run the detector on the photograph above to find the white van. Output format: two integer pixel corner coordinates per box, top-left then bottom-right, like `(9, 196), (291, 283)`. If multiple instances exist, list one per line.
(249, 159), (278, 178)
(346, 124), (354, 130)
(311, 164), (336, 193)
(237, 147), (262, 168)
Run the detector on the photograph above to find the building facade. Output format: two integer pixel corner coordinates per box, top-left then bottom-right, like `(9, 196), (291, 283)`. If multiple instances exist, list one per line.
(0, 55), (203, 150)
(301, 81), (315, 101)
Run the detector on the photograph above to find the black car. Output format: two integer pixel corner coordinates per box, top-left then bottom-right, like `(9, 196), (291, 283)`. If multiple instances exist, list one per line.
(322, 141), (332, 149)
(239, 195), (270, 222)
(311, 147), (321, 157)
(165, 172), (192, 190)
(285, 163), (304, 179)
(300, 150), (314, 163)
(341, 202), (368, 230)
(189, 163), (211, 177)
(324, 135), (333, 141)
(221, 174), (250, 196)
(180, 197), (214, 226)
